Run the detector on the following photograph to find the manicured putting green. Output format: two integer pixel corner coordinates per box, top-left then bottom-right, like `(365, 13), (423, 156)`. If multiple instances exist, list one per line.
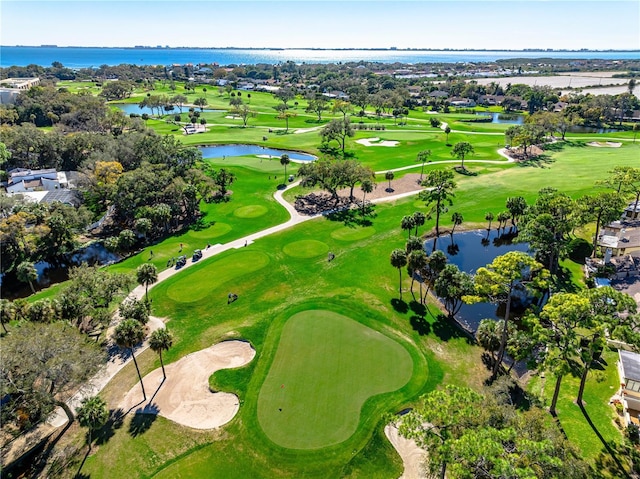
(331, 226), (376, 241)
(188, 222), (232, 239)
(282, 240), (329, 258)
(165, 251), (270, 303)
(234, 205), (268, 219)
(257, 310), (413, 449)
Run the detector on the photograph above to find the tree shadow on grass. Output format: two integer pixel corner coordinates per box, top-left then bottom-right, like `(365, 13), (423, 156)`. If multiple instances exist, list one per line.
(190, 218), (216, 232)
(410, 315), (431, 336)
(94, 408), (126, 447)
(327, 208), (374, 227)
(432, 314), (473, 343)
(128, 403), (159, 438)
(516, 154), (556, 168)
(579, 403), (631, 478)
(390, 298), (409, 314)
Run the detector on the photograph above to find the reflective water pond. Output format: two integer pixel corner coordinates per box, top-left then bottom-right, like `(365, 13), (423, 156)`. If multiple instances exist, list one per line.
(200, 144), (317, 162)
(114, 103), (224, 116)
(427, 229), (531, 332)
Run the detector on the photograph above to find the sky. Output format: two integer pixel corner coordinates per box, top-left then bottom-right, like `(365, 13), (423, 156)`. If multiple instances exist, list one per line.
(1, 1), (639, 50)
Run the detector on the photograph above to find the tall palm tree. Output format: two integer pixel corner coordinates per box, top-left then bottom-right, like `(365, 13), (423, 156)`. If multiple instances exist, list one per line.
(280, 154), (291, 183)
(401, 215), (415, 238)
(17, 261), (38, 294)
(416, 149), (432, 183)
(113, 319), (147, 400)
(385, 171), (394, 191)
(485, 212), (494, 231)
(76, 395), (109, 452)
(412, 211), (426, 236)
(149, 328), (173, 379)
(136, 263), (158, 303)
(390, 249), (408, 300)
(360, 178), (374, 216)
(450, 212), (463, 239)
(407, 249), (428, 299)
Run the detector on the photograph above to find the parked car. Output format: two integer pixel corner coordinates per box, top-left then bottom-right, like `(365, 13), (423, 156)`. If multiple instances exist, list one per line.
(288, 174), (295, 182)
(192, 249), (203, 261)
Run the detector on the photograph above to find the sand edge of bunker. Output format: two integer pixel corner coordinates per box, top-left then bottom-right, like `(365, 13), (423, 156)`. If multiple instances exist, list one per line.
(119, 340), (256, 430)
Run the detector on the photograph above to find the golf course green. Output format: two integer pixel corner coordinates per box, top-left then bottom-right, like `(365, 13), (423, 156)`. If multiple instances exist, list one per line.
(257, 310), (413, 449)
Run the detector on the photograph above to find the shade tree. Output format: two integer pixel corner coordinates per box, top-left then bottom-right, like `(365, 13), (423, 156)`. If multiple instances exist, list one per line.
(465, 251), (549, 380)
(419, 170), (457, 241)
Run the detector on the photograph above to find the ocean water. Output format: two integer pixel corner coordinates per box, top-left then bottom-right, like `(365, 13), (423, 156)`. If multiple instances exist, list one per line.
(1, 46), (639, 68)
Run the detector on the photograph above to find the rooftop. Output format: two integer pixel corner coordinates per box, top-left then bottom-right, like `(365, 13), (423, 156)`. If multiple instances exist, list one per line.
(621, 350), (640, 382)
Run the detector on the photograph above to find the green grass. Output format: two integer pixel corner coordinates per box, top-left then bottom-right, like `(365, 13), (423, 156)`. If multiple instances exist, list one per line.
(528, 349), (629, 473)
(44, 81), (640, 477)
(257, 310), (413, 449)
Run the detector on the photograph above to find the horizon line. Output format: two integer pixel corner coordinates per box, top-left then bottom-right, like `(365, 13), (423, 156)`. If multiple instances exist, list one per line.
(2, 45), (640, 52)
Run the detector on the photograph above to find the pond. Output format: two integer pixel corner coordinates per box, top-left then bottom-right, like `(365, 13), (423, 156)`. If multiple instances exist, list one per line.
(426, 229), (531, 332)
(478, 112), (525, 124)
(114, 103), (224, 116)
(1, 242), (121, 300)
(200, 144), (317, 162)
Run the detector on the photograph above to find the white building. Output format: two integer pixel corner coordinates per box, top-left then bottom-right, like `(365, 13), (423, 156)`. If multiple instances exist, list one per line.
(0, 77), (40, 104)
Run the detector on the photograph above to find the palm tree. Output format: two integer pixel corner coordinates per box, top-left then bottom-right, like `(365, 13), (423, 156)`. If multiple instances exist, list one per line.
(401, 215), (415, 238)
(497, 211), (511, 235)
(450, 212), (463, 239)
(17, 261), (38, 294)
(390, 249), (408, 300)
(136, 263), (158, 303)
(113, 319), (147, 401)
(149, 328), (173, 379)
(412, 211), (426, 236)
(485, 212), (494, 231)
(416, 149), (432, 183)
(280, 154), (291, 183)
(407, 249), (427, 299)
(444, 125), (452, 144)
(76, 395), (109, 452)
(360, 178), (374, 216)
(385, 171), (394, 191)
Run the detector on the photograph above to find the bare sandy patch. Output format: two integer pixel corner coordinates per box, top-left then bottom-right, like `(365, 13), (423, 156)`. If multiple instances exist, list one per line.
(384, 423), (426, 479)
(587, 141), (622, 148)
(356, 137), (399, 147)
(119, 340), (255, 429)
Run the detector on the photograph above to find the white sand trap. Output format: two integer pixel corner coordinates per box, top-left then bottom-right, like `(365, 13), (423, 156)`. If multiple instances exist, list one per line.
(119, 340), (255, 429)
(384, 423), (426, 479)
(356, 137), (399, 147)
(587, 141), (622, 148)
(225, 115), (242, 120)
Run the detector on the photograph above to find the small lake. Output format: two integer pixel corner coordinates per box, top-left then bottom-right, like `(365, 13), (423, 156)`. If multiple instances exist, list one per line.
(427, 229), (530, 332)
(114, 103), (224, 116)
(478, 112), (525, 124)
(1, 242), (121, 300)
(200, 144), (317, 162)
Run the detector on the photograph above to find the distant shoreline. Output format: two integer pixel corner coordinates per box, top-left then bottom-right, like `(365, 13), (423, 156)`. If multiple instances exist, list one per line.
(3, 45), (639, 53)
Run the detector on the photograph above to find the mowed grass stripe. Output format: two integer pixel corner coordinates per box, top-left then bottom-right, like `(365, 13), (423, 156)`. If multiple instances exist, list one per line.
(166, 250), (270, 303)
(257, 310), (413, 449)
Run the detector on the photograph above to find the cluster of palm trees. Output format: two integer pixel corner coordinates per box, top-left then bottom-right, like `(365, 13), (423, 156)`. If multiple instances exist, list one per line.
(76, 262), (174, 453)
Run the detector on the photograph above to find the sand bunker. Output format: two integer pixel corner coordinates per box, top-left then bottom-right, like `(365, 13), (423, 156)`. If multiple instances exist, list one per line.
(384, 423), (426, 479)
(119, 340), (255, 429)
(356, 137), (399, 147)
(587, 141), (622, 148)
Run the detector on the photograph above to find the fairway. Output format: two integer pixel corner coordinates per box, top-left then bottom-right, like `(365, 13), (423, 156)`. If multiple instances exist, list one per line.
(257, 310), (413, 449)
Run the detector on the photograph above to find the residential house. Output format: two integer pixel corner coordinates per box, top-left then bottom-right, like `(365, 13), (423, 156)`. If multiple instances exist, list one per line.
(618, 349), (640, 427)
(0, 77), (40, 104)
(449, 97), (476, 107)
(5, 168), (66, 194)
(599, 203), (640, 256)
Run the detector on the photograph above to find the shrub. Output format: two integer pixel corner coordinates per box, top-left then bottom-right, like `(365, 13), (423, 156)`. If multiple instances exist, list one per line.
(567, 237), (593, 264)
(429, 117), (441, 128)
